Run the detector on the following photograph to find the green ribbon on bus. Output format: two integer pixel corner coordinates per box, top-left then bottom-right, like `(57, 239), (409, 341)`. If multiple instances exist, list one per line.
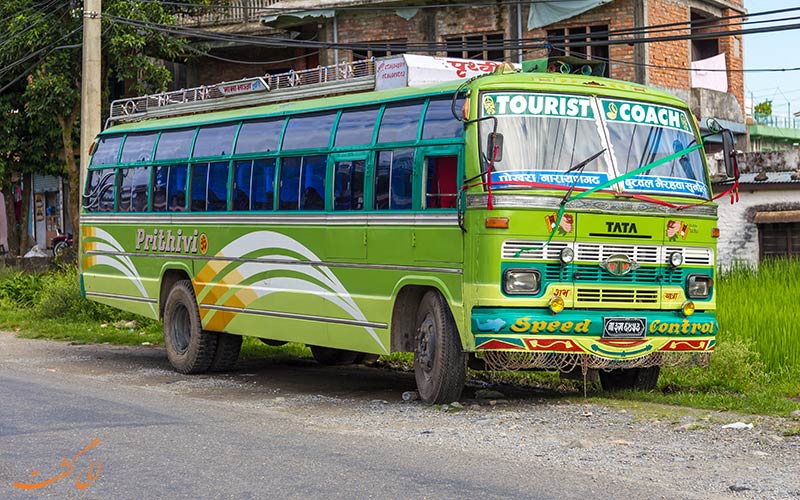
(512, 141), (704, 257)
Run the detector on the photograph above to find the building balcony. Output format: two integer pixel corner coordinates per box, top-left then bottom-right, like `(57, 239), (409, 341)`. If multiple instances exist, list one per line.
(176, 0), (283, 27)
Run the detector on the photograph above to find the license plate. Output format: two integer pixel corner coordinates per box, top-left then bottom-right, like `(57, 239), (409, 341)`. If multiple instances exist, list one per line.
(602, 317), (647, 338)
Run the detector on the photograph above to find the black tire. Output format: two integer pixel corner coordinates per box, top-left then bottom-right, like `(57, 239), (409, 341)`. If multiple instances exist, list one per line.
(53, 241), (69, 257)
(210, 333), (242, 372)
(309, 345), (360, 365)
(163, 280), (218, 374)
(599, 366), (661, 391)
(414, 290), (466, 404)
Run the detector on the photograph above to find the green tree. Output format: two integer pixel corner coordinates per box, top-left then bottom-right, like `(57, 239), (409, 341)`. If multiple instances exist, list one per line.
(754, 100), (773, 116)
(0, 0), (198, 252)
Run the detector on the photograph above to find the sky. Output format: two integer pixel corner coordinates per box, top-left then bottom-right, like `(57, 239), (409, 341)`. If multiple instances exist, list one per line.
(742, 0), (800, 117)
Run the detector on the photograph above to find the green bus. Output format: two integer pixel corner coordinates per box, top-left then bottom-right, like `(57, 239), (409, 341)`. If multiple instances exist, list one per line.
(81, 58), (737, 403)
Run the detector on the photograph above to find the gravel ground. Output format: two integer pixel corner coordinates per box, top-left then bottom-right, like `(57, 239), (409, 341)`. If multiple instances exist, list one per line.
(2, 331), (798, 499)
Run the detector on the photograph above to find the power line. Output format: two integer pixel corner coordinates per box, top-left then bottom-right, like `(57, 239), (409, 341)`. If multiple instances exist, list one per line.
(184, 44), (320, 66)
(0, 32), (83, 94)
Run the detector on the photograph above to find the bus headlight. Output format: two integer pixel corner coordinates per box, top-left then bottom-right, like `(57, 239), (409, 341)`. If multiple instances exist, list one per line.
(560, 247), (575, 265)
(669, 251), (683, 268)
(686, 274), (712, 299)
(503, 269), (541, 295)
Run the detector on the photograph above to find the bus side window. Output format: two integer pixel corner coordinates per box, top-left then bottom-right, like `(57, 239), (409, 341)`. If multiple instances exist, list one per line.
(191, 163), (209, 212)
(375, 149), (414, 210)
(153, 166), (168, 212)
(118, 167), (149, 212)
(251, 158), (276, 210)
(167, 165), (187, 212)
(378, 102), (424, 144)
(84, 168), (115, 212)
(207, 161), (229, 211)
(422, 98), (464, 140)
(301, 155), (326, 211)
(98, 169), (117, 212)
(120, 133), (156, 163)
(155, 128), (195, 161)
(335, 108), (379, 147)
(279, 157), (301, 210)
(193, 123), (237, 158)
(91, 136), (123, 166)
(233, 160), (252, 211)
(333, 160), (365, 210)
(424, 156), (458, 209)
(282, 114), (336, 151)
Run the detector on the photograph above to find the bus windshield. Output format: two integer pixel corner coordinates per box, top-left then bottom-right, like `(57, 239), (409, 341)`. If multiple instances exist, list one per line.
(479, 92), (709, 198)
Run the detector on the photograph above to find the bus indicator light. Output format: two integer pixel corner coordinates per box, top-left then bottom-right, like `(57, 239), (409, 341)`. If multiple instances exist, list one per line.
(485, 217), (509, 229)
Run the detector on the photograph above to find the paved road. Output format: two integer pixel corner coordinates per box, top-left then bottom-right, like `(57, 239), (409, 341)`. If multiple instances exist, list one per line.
(0, 332), (797, 499)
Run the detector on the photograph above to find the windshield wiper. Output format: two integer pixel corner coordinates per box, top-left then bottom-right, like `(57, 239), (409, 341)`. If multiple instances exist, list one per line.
(561, 148), (606, 205)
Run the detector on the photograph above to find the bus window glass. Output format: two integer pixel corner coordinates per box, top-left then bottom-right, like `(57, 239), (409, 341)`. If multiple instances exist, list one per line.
(279, 157), (301, 210)
(191, 164), (209, 211)
(97, 170), (117, 212)
(167, 165), (187, 212)
(282, 113), (336, 150)
(155, 128), (195, 160)
(377, 102), (423, 144)
(424, 156), (458, 208)
(335, 108), (379, 147)
(152, 166), (168, 212)
(120, 133), (156, 163)
(91, 136), (123, 165)
(207, 161), (229, 211)
(251, 158), (276, 210)
(84, 169), (115, 212)
(422, 97), (464, 140)
(193, 123), (238, 158)
(233, 161), (252, 210)
(333, 160), (365, 210)
(375, 149), (414, 209)
(118, 167), (149, 212)
(301, 155), (326, 211)
(235, 119), (283, 155)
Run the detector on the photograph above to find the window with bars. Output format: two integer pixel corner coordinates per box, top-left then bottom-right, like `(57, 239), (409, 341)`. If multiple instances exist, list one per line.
(546, 25), (610, 77)
(758, 222), (800, 259)
(444, 33), (505, 61)
(352, 40), (407, 60)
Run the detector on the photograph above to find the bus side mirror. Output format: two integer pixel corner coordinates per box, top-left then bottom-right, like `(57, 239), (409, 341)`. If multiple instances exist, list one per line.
(720, 129), (739, 179)
(487, 133), (504, 163)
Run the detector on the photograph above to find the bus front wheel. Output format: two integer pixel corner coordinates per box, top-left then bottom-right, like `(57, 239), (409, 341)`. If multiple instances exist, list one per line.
(414, 291), (466, 404)
(599, 366), (660, 391)
(163, 280), (218, 374)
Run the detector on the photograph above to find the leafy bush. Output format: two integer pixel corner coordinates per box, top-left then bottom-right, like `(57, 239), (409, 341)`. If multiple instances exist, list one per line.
(0, 270), (45, 307)
(32, 266), (136, 322)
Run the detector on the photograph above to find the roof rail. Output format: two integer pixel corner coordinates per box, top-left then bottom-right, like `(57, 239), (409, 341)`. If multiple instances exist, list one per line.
(106, 58), (376, 127)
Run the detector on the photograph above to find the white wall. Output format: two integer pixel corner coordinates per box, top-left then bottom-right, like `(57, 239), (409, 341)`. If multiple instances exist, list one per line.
(716, 188), (800, 270)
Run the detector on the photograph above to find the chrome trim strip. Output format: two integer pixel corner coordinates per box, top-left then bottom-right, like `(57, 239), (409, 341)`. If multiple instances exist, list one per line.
(466, 194), (718, 217)
(80, 212), (460, 226)
(200, 304), (388, 329)
(86, 291), (157, 304)
(83, 250), (463, 274)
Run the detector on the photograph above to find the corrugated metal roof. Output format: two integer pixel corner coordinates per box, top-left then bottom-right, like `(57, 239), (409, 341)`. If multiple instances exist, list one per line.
(736, 172), (800, 184)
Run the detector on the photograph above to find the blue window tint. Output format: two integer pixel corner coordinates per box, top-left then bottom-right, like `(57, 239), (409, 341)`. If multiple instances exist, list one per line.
(235, 119), (283, 155)
(334, 160), (365, 211)
(155, 128), (195, 160)
(334, 108), (379, 147)
(375, 149), (414, 210)
(377, 102), (423, 144)
(91, 136), (123, 165)
(84, 169), (116, 212)
(233, 161), (252, 211)
(301, 155), (326, 211)
(193, 123), (238, 158)
(152, 166), (169, 212)
(167, 165), (187, 212)
(120, 133), (156, 163)
(191, 164), (209, 211)
(282, 113), (336, 150)
(207, 161), (229, 211)
(118, 167), (150, 212)
(422, 97), (464, 140)
(251, 158), (276, 210)
(278, 157), (301, 210)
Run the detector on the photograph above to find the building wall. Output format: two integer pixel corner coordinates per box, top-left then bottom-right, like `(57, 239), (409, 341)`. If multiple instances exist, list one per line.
(716, 189), (800, 270)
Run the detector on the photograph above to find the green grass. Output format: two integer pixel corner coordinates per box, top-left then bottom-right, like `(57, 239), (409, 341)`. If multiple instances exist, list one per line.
(0, 264), (798, 417)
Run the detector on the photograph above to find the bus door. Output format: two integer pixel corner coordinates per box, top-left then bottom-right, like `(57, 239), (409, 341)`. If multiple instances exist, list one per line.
(327, 152), (369, 260)
(414, 146), (463, 265)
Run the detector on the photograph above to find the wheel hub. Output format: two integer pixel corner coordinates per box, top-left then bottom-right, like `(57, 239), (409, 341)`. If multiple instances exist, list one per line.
(417, 315), (437, 372)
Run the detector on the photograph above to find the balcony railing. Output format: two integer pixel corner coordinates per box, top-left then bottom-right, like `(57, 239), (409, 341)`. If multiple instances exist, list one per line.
(752, 113), (800, 130)
(176, 0), (282, 27)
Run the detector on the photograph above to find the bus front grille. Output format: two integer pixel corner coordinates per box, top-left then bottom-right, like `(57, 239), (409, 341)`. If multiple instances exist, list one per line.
(576, 288), (659, 304)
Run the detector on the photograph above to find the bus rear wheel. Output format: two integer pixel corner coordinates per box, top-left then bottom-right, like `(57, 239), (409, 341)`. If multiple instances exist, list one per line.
(599, 366), (660, 391)
(310, 345), (360, 365)
(414, 291), (466, 404)
(163, 280), (218, 374)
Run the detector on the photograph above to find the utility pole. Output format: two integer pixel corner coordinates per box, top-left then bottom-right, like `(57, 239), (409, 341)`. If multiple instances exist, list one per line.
(79, 0), (102, 234)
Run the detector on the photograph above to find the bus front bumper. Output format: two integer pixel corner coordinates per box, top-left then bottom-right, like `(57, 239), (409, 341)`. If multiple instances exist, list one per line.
(471, 308), (716, 360)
